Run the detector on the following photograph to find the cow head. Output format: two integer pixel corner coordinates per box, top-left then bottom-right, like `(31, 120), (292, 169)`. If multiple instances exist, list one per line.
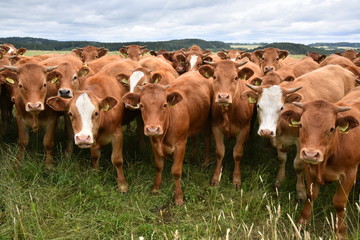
(306, 52), (327, 63)
(217, 49), (244, 62)
(122, 84), (182, 136)
(72, 46), (108, 63)
(119, 45), (148, 61)
(199, 60), (248, 107)
(172, 52), (187, 74)
(254, 48), (289, 75)
(47, 92), (118, 148)
(242, 84), (302, 137)
(249, 71), (295, 86)
(0, 63), (57, 112)
(116, 67), (152, 94)
(281, 100), (359, 165)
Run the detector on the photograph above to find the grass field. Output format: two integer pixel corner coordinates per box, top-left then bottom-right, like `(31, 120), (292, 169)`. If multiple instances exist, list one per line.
(1, 50), (359, 239)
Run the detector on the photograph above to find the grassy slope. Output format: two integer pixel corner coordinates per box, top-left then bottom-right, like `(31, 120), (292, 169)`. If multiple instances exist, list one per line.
(0, 52), (359, 239)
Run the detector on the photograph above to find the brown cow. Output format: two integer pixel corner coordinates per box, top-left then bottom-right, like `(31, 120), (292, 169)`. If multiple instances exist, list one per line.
(122, 71), (213, 205)
(217, 49), (245, 62)
(72, 46), (108, 63)
(162, 50), (187, 75)
(335, 49), (358, 61)
(119, 45), (148, 61)
(0, 63), (58, 165)
(182, 45), (211, 72)
(86, 55), (124, 73)
(0, 44), (27, 56)
(198, 60), (253, 188)
(280, 90), (360, 238)
(47, 68), (135, 193)
(306, 52), (327, 63)
(243, 65), (357, 201)
(253, 47), (297, 75)
(251, 56), (320, 86)
(320, 54), (360, 77)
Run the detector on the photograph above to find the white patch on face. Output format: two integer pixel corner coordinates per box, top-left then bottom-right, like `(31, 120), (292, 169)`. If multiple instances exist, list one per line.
(189, 55), (198, 71)
(230, 58), (236, 62)
(8, 46), (15, 53)
(129, 71), (144, 93)
(75, 93), (95, 143)
(257, 85), (284, 136)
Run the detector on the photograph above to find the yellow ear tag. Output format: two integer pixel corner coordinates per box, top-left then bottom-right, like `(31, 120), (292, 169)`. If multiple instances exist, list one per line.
(5, 77), (14, 84)
(248, 96), (256, 104)
(255, 80), (261, 86)
(241, 74), (247, 80)
(205, 72), (211, 78)
(121, 79), (129, 86)
(153, 78), (159, 83)
(289, 119), (300, 127)
(337, 122), (349, 133)
(102, 103), (110, 112)
(51, 77), (58, 84)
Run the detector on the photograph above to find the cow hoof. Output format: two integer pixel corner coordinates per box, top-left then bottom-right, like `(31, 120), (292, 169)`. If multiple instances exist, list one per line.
(118, 184), (128, 193)
(151, 189), (159, 195)
(175, 198), (184, 205)
(296, 192), (307, 203)
(233, 183), (241, 191)
(210, 180), (219, 187)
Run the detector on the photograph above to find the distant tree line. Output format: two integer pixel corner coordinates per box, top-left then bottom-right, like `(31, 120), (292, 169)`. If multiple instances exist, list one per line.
(0, 37), (358, 55)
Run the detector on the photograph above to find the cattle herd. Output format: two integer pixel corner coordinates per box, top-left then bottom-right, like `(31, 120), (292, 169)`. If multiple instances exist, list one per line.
(1, 43), (360, 238)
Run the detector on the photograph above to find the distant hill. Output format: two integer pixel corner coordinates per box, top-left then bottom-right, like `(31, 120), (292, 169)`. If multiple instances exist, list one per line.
(0, 37), (231, 51)
(252, 42), (335, 55)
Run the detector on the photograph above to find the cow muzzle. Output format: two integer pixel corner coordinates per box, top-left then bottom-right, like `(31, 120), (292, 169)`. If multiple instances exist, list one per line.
(26, 102), (44, 112)
(58, 88), (73, 98)
(75, 133), (93, 148)
(216, 93), (232, 106)
(264, 66), (274, 74)
(144, 125), (163, 136)
(258, 129), (275, 137)
(300, 148), (323, 164)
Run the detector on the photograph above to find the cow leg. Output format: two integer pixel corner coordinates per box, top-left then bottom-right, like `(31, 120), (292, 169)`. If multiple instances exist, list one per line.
(151, 138), (164, 194)
(16, 115), (29, 165)
(210, 126), (225, 186)
(232, 125), (250, 189)
(294, 144), (306, 202)
(172, 140), (187, 205)
(298, 167), (319, 225)
(111, 128), (128, 193)
(43, 116), (58, 166)
(90, 144), (101, 170)
(136, 116), (146, 151)
(275, 147), (287, 189)
(203, 121), (212, 166)
(64, 115), (74, 159)
(333, 169), (357, 238)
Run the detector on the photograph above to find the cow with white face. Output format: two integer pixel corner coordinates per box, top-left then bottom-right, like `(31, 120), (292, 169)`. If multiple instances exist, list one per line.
(47, 71), (133, 193)
(242, 65), (357, 201)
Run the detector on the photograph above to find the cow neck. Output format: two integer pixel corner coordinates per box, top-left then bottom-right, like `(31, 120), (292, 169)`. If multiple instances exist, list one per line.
(219, 84), (241, 137)
(30, 112), (40, 132)
(150, 107), (171, 158)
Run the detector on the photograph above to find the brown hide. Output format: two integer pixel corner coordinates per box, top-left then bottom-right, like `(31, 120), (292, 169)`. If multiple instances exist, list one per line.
(253, 48), (291, 75)
(119, 45), (148, 61)
(87, 55), (124, 73)
(320, 54), (360, 78)
(336, 49), (358, 61)
(306, 52), (327, 63)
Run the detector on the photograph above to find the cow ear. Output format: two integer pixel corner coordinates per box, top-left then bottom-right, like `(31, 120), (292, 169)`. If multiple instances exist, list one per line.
(176, 54), (186, 63)
(162, 52), (173, 62)
(46, 96), (71, 112)
(336, 115), (359, 133)
(78, 66), (90, 77)
(335, 52), (342, 56)
(72, 48), (83, 57)
(151, 73), (163, 84)
(279, 50), (289, 60)
(280, 110), (302, 127)
(0, 70), (18, 85)
(253, 50), (264, 60)
(16, 48), (27, 55)
(47, 71), (62, 84)
(167, 92), (183, 106)
(241, 52), (252, 59)
(141, 49), (148, 55)
(242, 90), (258, 104)
(238, 67), (254, 80)
(119, 48), (128, 57)
(285, 93), (303, 103)
(100, 96), (118, 112)
(283, 75), (295, 82)
(98, 48), (108, 58)
(122, 92), (140, 108)
(149, 50), (157, 56)
(116, 73), (130, 86)
(217, 52), (227, 60)
(203, 56), (213, 62)
(198, 65), (214, 79)
(250, 77), (262, 86)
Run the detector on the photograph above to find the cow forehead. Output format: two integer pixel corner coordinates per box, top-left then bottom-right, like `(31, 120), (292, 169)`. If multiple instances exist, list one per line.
(130, 71), (145, 93)
(258, 85), (283, 107)
(189, 55), (199, 68)
(75, 93), (96, 114)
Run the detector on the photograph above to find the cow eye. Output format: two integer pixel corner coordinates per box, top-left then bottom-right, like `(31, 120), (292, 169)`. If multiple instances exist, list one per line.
(68, 112), (73, 118)
(43, 83), (47, 88)
(142, 82), (148, 86)
(276, 57), (279, 61)
(329, 127), (335, 133)
(94, 112), (99, 117)
(280, 106), (284, 111)
(213, 76), (216, 80)
(234, 76), (239, 81)
(163, 103), (167, 108)
(139, 103), (144, 109)
(95, 56), (99, 59)
(299, 123), (303, 128)
(73, 75), (77, 81)
(19, 84), (23, 88)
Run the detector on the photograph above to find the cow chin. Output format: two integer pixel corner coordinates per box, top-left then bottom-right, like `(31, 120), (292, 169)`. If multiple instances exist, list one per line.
(76, 143), (93, 149)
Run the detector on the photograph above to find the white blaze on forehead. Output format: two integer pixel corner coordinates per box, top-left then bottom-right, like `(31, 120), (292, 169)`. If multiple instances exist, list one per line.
(189, 55), (198, 71)
(230, 58), (236, 62)
(257, 85), (284, 136)
(8, 46), (15, 53)
(75, 93), (95, 140)
(130, 71), (144, 93)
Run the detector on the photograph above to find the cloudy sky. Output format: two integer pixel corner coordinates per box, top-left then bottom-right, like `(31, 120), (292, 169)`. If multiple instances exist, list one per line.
(1, 0), (359, 44)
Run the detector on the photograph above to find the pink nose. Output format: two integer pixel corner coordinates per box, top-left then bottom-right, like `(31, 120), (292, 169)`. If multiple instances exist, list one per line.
(259, 129), (274, 137)
(217, 93), (231, 103)
(264, 66), (274, 73)
(145, 126), (161, 136)
(27, 102), (43, 111)
(75, 134), (91, 144)
(301, 149), (321, 162)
